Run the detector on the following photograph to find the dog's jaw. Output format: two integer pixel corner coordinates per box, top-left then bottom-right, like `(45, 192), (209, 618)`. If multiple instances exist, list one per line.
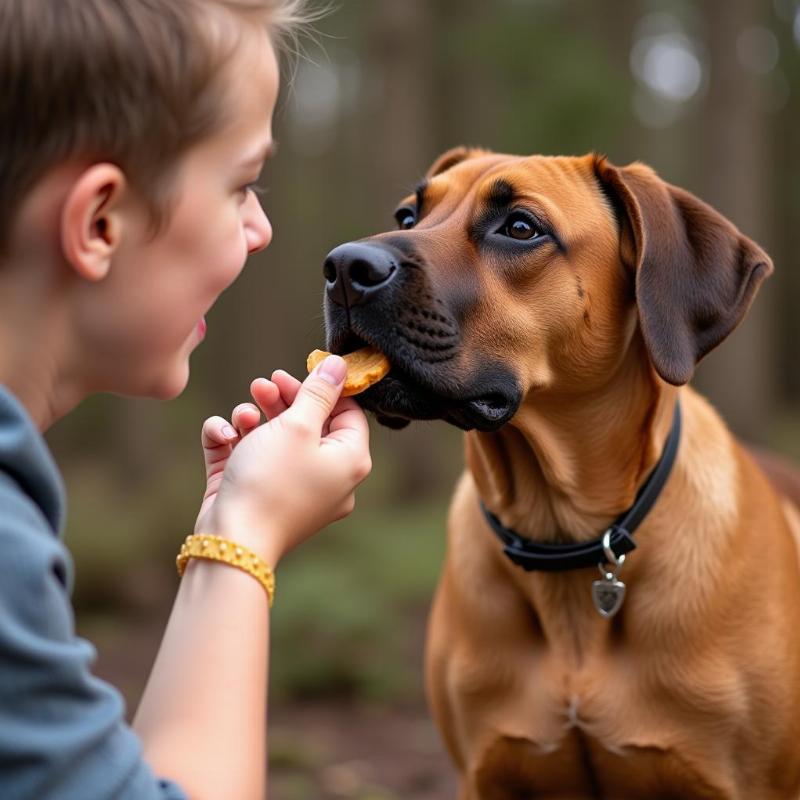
(324, 303), (522, 432)
(355, 368), (522, 432)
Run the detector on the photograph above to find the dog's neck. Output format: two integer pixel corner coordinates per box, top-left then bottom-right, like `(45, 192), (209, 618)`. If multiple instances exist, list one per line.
(466, 346), (678, 544)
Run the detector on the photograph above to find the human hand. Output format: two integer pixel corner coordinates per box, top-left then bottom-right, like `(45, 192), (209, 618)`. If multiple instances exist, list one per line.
(194, 356), (372, 567)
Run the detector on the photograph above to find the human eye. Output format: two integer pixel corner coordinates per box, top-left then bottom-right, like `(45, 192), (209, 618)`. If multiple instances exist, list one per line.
(237, 182), (268, 204)
(239, 181), (268, 201)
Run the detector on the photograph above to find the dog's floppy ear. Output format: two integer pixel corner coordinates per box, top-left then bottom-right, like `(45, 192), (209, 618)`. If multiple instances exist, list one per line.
(594, 156), (773, 386)
(426, 146), (487, 178)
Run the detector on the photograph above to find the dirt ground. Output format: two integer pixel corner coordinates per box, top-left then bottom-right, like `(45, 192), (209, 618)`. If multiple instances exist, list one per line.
(269, 702), (458, 799)
(85, 614), (459, 800)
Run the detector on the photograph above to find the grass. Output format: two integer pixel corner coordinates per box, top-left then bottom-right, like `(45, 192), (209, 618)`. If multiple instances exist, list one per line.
(269, 501), (449, 702)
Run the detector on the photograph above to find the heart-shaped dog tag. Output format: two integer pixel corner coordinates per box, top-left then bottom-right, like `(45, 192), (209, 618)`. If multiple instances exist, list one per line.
(592, 577), (626, 618)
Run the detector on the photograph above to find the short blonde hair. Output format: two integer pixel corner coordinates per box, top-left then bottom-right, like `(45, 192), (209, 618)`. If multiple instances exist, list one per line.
(0, 0), (313, 253)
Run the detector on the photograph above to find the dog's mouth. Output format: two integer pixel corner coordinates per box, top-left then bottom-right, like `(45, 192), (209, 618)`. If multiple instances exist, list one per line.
(328, 329), (521, 432)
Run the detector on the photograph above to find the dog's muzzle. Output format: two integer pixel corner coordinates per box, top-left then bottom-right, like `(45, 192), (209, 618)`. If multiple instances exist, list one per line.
(319, 238), (522, 432)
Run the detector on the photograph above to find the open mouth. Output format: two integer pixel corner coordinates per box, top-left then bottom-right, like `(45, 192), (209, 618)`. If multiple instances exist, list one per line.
(329, 330), (376, 360)
(326, 329), (521, 432)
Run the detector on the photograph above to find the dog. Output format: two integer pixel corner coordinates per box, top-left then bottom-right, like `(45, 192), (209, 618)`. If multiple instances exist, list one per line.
(320, 147), (800, 799)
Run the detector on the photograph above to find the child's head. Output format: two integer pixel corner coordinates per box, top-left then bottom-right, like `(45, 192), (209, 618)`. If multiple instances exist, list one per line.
(1, 0), (307, 252)
(0, 0), (309, 408)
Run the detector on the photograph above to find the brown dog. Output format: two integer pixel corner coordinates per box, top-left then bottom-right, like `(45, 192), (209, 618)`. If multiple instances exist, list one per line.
(321, 148), (800, 799)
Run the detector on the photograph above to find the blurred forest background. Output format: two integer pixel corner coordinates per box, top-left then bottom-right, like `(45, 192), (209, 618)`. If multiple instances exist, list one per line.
(47, 0), (800, 797)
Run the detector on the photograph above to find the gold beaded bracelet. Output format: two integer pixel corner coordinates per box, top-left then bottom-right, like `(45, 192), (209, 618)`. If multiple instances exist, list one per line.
(176, 534), (275, 607)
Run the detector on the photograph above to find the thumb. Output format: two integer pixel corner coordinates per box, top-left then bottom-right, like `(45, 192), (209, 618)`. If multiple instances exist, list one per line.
(287, 354), (347, 428)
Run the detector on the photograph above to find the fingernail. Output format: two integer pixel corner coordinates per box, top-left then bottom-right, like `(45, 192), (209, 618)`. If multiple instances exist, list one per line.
(317, 355), (346, 386)
(222, 424), (237, 439)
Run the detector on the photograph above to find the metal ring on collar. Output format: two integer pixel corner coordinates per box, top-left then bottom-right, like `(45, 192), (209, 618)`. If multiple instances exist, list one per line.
(602, 529), (625, 566)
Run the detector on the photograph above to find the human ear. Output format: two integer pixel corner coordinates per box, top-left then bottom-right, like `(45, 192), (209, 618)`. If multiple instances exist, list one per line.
(61, 164), (129, 282)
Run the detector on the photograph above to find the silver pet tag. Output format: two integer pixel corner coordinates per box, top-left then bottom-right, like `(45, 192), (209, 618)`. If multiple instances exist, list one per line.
(592, 532), (627, 618)
(592, 571), (626, 618)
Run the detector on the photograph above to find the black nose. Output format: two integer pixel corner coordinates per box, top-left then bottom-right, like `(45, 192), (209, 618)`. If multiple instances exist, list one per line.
(323, 242), (398, 307)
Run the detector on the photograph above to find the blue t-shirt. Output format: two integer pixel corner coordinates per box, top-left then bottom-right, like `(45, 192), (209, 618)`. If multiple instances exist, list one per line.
(0, 386), (187, 800)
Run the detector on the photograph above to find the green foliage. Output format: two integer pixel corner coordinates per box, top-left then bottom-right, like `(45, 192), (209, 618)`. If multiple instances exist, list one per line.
(269, 503), (448, 702)
(770, 410), (800, 462)
(269, 728), (329, 771)
(270, 773), (320, 800)
(448, 7), (631, 155)
(63, 449), (198, 614)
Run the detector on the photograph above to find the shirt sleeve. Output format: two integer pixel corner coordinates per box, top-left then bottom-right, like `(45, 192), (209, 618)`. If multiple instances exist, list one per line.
(0, 478), (189, 800)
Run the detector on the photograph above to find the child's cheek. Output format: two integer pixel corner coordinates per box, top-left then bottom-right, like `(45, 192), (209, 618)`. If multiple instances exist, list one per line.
(209, 233), (250, 296)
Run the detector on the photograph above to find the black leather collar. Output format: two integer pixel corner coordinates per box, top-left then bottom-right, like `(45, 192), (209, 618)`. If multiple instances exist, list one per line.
(481, 402), (682, 572)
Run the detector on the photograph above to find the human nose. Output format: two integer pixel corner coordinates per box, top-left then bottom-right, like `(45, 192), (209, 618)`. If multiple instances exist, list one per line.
(245, 193), (272, 255)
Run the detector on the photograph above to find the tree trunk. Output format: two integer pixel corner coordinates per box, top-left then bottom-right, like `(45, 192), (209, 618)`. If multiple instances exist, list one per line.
(691, 0), (775, 444)
(360, 0), (461, 501)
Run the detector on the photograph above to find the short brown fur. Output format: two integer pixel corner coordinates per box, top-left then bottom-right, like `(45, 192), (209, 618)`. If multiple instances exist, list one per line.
(382, 150), (800, 798)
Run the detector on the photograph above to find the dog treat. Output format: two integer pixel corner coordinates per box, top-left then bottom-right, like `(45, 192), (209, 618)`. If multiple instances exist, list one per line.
(306, 346), (391, 396)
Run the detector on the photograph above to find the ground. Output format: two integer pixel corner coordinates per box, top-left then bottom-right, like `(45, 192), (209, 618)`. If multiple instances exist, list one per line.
(83, 613), (459, 800)
(269, 701), (458, 799)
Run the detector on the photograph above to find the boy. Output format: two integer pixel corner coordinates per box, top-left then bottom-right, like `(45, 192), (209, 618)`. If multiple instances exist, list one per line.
(0, 1), (371, 798)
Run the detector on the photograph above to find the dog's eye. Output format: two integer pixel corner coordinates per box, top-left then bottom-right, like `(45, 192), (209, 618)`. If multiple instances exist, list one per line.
(501, 212), (540, 241)
(395, 208), (417, 230)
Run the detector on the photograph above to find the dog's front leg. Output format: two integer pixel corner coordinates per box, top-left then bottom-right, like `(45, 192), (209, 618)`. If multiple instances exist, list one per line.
(425, 569), (468, 778)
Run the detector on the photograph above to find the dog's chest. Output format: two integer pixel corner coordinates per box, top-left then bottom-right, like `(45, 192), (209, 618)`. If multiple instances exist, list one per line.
(471, 724), (734, 799)
(463, 654), (742, 799)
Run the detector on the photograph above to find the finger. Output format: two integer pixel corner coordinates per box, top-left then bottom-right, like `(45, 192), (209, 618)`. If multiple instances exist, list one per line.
(325, 400), (371, 447)
(201, 415), (239, 449)
(231, 402), (261, 436)
(273, 370), (351, 423)
(319, 396), (354, 437)
(201, 415), (238, 474)
(250, 378), (286, 420)
(284, 356), (347, 432)
(271, 370), (302, 408)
